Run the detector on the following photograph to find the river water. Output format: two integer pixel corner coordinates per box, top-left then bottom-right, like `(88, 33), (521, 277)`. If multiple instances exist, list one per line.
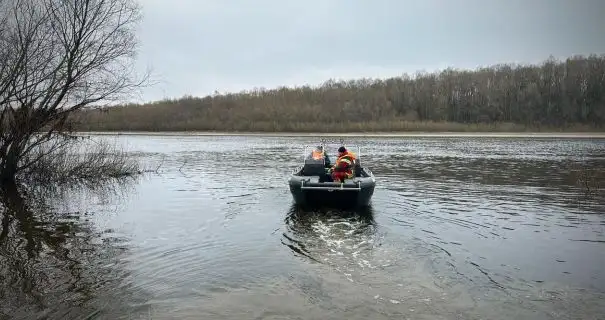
(1, 134), (604, 320)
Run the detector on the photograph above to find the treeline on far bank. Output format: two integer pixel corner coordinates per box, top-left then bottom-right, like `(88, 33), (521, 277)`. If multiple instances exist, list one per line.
(73, 54), (605, 132)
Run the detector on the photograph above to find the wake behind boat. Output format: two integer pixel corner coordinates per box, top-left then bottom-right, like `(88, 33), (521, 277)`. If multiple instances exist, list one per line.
(288, 144), (376, 208)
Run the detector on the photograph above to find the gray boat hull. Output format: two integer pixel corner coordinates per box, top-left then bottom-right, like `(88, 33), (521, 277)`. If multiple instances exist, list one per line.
(288, 167), (376, 208)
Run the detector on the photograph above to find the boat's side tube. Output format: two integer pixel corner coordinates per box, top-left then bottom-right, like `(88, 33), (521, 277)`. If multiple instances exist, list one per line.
(356, 169), (376, 206)
(288, 176), (307, 205)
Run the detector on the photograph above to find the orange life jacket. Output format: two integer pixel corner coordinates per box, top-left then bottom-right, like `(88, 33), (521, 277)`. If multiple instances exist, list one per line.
(312, 150), (324, 160)
(334, 151), (356, 174)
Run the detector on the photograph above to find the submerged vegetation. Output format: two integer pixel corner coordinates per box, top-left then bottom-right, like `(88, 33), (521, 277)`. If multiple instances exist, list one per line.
(21, 137), (140, 187)
(75, 54), (605, 132)
(570, 163), (604, 201)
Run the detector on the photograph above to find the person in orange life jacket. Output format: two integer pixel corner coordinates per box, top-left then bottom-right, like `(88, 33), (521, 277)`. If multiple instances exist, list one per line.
(309, 145), (331, 167)
(329, 146), (357, 182)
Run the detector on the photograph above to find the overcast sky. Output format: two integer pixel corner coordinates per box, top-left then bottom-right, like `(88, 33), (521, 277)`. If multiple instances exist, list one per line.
(133, 0), (605, 103)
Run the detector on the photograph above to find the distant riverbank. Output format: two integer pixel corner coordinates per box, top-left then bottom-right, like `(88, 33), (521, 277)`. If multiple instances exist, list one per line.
(73, 55), (605, 134)
(75, 131), (605, 138)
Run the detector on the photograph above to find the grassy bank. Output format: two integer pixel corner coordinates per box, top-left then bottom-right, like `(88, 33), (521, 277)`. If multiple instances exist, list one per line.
(73, 54), (605, 133)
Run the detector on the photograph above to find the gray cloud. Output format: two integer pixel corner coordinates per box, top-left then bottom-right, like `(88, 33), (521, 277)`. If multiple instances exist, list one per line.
(133, 0), (605, 102)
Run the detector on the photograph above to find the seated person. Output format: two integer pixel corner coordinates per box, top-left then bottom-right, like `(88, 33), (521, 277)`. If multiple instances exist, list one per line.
(308, 145), (331, 167)
(328, 146), (356, 182)
(304, 146), (332, 181)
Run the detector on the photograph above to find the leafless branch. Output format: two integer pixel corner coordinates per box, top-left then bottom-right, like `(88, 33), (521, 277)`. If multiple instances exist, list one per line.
(0, 0), (148, 183)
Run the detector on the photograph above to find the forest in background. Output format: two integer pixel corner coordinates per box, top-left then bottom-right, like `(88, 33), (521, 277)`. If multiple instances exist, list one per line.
(73, 54), (605, 132)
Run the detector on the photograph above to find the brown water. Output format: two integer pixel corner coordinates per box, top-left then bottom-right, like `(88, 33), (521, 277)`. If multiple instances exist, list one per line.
(1, 135), (604, 320)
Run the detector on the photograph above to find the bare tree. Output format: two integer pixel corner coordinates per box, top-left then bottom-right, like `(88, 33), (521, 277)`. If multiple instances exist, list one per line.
(0, 0), (146, 184)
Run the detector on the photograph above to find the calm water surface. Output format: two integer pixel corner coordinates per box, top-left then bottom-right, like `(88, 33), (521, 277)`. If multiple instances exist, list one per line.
(1, 134), (604, 320)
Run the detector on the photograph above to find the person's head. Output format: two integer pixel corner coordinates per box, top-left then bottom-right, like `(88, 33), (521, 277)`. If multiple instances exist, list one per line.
(338, 146), (346, 156)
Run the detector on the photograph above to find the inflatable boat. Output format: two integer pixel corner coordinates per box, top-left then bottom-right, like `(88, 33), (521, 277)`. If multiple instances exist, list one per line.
(288, 145), (376, 208)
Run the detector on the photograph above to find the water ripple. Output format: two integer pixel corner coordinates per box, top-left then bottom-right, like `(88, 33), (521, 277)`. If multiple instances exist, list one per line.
(7, 134), (603, 320)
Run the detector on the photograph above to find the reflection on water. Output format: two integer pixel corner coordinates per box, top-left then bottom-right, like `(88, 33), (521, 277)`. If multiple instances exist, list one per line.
(1, 135), (605, 319)
(0, 181), (147, 320)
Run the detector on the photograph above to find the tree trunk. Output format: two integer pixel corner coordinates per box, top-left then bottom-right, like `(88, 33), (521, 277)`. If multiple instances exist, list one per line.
(0, 145), (20, 185)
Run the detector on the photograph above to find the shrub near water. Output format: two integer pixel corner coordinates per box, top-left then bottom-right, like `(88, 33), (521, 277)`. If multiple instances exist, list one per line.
(21, 138), (140, 186)
(75, 54), (605, 132)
